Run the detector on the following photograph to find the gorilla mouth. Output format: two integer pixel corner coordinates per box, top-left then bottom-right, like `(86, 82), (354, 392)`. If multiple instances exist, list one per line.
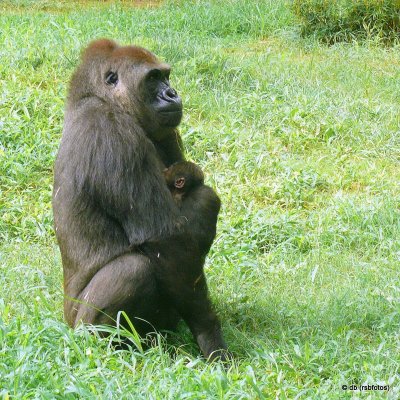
(158, 106), (183, 117)
(158, 109), (183, 127)
(157, 102), (182, 115)
(159, 110), (181, 114)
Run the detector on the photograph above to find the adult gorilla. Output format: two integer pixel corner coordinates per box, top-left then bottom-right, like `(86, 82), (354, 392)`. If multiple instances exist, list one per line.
(52, 39), (228, 361)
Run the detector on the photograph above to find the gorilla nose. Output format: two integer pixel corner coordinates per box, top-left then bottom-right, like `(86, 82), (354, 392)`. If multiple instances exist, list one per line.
(162, 88), (178, 101)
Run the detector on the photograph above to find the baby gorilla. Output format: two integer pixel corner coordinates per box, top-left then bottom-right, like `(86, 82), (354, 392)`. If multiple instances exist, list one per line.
(163, 161), (204, 207)
(140, 161), (228, 360)
(162, 161), (219, 255)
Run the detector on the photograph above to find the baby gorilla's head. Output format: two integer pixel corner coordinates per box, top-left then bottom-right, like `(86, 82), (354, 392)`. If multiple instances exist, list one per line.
(164, 161), (204, 193)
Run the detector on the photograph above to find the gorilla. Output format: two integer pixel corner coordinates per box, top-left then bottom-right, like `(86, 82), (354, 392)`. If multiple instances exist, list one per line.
(53, 39), (229, 361)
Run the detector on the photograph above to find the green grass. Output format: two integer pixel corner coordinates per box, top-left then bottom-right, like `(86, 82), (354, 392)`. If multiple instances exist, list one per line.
(1, 0), (399, 398)
(293, 0), (400, 44)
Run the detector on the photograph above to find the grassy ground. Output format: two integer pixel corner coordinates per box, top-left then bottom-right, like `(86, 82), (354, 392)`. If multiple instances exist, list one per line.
(0, 1), (399, 398)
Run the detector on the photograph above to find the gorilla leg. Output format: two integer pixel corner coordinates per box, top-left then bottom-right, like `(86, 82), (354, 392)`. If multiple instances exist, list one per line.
(156, 260), (228, 361)
(70, 253), (178, 335)
(174, 275), (228, 361)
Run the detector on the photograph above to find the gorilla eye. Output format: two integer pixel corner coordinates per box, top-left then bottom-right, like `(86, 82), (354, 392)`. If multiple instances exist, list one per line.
(105, 71), (118, 86)
(147, 69), (162, 81)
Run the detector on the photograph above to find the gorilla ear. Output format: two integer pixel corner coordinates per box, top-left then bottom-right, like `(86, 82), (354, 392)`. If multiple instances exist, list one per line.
(175, 177), (185, 189)
(82, 38), (118, 61)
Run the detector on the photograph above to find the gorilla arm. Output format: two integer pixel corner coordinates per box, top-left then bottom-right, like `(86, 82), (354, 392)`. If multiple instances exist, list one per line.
(55, 101), (180, 249)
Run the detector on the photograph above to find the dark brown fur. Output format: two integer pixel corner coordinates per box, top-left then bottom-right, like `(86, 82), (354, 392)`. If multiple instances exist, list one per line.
(163, 161), (204, 206)
(53, 39), (228, 361)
